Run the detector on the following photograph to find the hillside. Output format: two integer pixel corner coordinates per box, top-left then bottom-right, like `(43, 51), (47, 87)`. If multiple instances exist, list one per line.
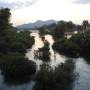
(17, 20), (57, 29)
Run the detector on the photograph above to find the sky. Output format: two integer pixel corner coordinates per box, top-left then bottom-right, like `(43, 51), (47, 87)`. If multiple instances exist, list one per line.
(0, 0), (90, 26)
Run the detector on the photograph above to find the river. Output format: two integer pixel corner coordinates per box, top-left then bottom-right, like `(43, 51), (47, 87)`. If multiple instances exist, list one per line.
(26, 31), (90, 90)
(0, 31), (90, 90)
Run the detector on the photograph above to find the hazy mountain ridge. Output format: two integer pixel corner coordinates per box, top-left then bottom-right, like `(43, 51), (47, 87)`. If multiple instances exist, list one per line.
(17, 20), (57, 29)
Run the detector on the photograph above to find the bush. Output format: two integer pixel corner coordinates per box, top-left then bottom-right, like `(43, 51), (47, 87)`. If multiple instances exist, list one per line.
(36, 40), (50, 61)
(53, 38), (80, 57)
(53, 30), (90, 57)
(0, 52), (36, 84)
(34, 60), (75, 90)
(0, 8), (35, 84)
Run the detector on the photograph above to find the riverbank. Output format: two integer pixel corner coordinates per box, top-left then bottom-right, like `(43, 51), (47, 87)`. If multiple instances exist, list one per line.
(52, 30), (90, 58)
(0, 8), (36, 84)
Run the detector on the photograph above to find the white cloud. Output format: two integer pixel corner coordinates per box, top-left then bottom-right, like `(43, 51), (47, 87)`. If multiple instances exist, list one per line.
(9, 0), (90, 26)
(0, 0), (37, 9)
(73, 0), (90, 4)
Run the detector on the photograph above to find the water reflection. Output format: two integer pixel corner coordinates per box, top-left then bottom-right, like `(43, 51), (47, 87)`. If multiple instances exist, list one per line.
(45, 35), (66, 67)
(26, 32), (44, 70)
(0, 31), (90, 90)
(26, 32), (66, 69)
(26, 31), (90, 90)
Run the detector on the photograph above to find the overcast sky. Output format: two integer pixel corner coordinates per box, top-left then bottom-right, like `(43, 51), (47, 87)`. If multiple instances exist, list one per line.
(0, 0), (90, 26)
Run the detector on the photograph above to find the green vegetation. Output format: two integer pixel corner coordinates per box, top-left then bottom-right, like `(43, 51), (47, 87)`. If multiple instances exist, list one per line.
(38, 20), (75, 40)
(51, 20), (90, 57)
(0, 28), (34, 53)
(39, 40), (50, 61)
(51, 21), (75, 40)
(0, 8), (34, 53)
(53, 38), (80, 57)
(53, 21), (76, 40)
(34, 40), (50, 61)
(34, 60), (76, 90)
(0, 52), (36, 84)
(38, 27), (50, 36)
(53, 30), (90, 57)
(0, 8), (36, 84)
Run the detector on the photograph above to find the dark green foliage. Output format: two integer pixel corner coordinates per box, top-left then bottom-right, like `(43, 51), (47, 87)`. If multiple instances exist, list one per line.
(53, 30), (90, 57)
(82, 20), (89, 30)
(36, 40), (50, 61)
(38, 27), (50, 36)
(38, 27), (45, 36)
(53, 38), (80, 57)
(0, 8), (36, 84)
(0, 53), (36, 84)
(0, 8), (11, 31)
(0, 29), (34, 53)
(0, 8), (34, 53)
(51, 21), (75, 40)
(52, 21), (66, 40)
(34, 60), (75, 90)
(38, 20), (75, 40)
(71, 30), (90, 55)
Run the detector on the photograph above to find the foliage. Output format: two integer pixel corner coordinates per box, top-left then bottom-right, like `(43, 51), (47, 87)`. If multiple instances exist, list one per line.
(0, 29), (34, 53)
(0, 8), (34, 53)
(71, 30), (90, 55)
(34, 60), (75, 90)
(0, 8), (36, 84)
(36, 40), (50, 61)
(38, 27), (50, 36)
(53, 30), (90, 57)
(51, 21), (75, 40)
(0, 52), (36, 84)
(53, 38), (81, 57)
(82, 20), (89, 30)
(0, 8), (11, 31)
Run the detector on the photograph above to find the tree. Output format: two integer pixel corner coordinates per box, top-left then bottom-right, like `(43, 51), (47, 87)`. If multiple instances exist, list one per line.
(0, 8), (11, 31)
(52, 21), (66, 39)
(66, 21), (75, 32)
(82, 20), (89, 31)
(34, 60), (75, 90)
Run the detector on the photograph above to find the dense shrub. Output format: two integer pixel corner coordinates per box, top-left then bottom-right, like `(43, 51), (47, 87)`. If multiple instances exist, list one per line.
(34, 60), (75, 90)
(35, 40), (50, 61)
(0, 8), (35, 84)
(0, 53), (36, 84)
(53, 30), (90, 57)
(53, 38), (81, 57)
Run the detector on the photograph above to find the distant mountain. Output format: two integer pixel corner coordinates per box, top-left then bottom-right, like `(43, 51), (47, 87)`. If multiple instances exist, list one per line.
(17, 20), (57, 29)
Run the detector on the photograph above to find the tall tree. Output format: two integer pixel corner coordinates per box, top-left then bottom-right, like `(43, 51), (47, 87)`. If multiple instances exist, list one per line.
(82, 20), (89, 31)
(53, 21), (66, 39)
(0, 8), (11, 31)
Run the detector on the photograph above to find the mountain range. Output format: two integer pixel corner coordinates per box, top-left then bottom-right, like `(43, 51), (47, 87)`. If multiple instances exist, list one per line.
(17, 20), (57, 29)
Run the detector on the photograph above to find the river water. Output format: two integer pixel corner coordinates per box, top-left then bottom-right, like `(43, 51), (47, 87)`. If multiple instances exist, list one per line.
(26, 31), (66, 70)
(0, 31), (90, 90)
(26, 31), (90, 90)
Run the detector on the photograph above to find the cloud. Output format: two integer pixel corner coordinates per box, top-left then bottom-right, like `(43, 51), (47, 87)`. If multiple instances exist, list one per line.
(0, 0), (37, 9)
(73, 0), (90, 4)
